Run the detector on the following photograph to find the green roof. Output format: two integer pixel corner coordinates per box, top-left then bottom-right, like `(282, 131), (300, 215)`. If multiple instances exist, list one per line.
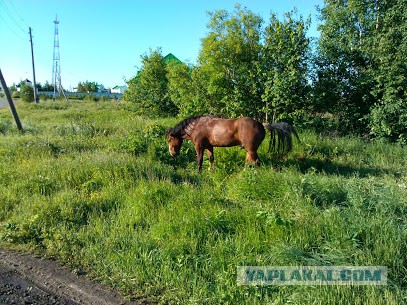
(163, 53), (182, 64)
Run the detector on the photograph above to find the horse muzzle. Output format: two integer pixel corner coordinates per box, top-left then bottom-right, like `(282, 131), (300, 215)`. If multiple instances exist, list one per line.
(169, 150), (179, 157)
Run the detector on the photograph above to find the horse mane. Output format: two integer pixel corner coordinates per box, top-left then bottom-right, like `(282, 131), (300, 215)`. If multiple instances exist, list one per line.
(169, 116), (202, 137)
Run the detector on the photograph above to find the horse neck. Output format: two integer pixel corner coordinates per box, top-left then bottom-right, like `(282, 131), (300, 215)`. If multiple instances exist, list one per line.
(181, 118), (200, 140)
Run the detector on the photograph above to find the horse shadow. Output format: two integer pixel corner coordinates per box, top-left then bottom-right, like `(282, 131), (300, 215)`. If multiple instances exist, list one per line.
(262, 154), (400, 179)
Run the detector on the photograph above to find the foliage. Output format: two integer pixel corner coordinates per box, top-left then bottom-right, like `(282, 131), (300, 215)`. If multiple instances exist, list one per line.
(368, 0), (406, 143)
(167, 63), (209, 117)
(314, 0), (375, 132)
(0, 101), (406, 304)
(199, 5), (265, 118)
(124, 48), (178, 117)
(196, 5), (312, 121)
(77, 81), (99, 93)
(20, 84), (34, 103)
(314, 0), (406, 140)
(262, 10), (311, 121)
(37, 80), (54, 92)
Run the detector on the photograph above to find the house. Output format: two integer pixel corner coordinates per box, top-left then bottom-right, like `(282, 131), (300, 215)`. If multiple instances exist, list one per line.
(111, 85), (128, 94)
(16, 79), (32, 92)
(96, 84), (106, 93)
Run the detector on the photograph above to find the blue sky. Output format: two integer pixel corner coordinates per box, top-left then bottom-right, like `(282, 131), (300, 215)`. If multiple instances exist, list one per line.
(0, 0), (323, 90)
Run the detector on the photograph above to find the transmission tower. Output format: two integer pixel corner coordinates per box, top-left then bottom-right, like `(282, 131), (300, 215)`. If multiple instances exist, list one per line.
(51, 15), (67, 100)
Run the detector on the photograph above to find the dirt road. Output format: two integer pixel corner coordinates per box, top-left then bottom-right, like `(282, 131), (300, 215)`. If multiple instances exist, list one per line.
(0, 98), (7, 108)
(0, 248), (151, 305)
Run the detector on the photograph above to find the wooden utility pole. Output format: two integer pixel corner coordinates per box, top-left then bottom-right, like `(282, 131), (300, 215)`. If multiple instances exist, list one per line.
(29, 27), (39, 103)
(0, 69), (23, 131)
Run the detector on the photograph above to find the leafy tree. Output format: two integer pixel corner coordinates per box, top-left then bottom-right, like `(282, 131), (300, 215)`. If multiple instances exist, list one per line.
(369, 0), (406, 143)
(20, 84), (34, 103)
(315, 0), (380, 133)
(315, 0), (406, 141)
(199, 5), (264, 118)
(167, 62), (209, 117)
(125, 48), (177, 117)
(262, 10), (311, 122)
(41, 81), (54, 91)
(198, 5), (310, 121)
(77, 81), (98, 93)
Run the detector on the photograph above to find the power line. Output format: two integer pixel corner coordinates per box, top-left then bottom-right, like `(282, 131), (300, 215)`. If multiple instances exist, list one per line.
(0, 12), (26, 41)
(5, 0), (29, 28)
(0, 0), (26, 34)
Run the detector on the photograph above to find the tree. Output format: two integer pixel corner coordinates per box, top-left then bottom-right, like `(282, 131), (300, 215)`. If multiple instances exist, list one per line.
(261, 11), (311, 122)
(167, 62), (209, 117)
(41, 81), (54, 92)
(314, 0), (406, 141)
(315, 0), (380, 133)
(124, 48), (177, 117)
(20, 84), (34, 103)
(199, 5), (264, 118)
(368, 0), (406, 143)
(77, 81), (98, 93)
(198, 5), (311, 121)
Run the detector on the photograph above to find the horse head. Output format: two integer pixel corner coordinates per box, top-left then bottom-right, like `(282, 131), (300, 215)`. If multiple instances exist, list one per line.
(166, 128), (183, 157)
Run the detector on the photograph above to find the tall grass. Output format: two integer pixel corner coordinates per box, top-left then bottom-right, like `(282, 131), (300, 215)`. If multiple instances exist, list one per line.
(0, 100), (406, 304)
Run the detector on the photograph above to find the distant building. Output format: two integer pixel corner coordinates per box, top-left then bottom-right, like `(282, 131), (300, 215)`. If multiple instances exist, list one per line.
(96, 84), (107, 93)
(16, 79), (32, 92)
(111, 85), (128, 94)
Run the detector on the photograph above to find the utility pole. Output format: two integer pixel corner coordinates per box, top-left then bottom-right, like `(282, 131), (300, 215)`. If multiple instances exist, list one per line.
(29, 27), (39, 103)
(0, 69), (23, 131)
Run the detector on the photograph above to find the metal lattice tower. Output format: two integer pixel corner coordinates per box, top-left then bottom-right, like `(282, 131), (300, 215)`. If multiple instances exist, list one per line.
(52, 15), (66, 100)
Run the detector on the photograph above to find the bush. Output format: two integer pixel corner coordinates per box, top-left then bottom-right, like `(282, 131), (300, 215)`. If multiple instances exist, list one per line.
(11, 91), (20, 99)
(20, 84), (34, 103)
(84, 94), (99, 102)
(38, 93), (50, 102)
(0, 119), (12, 134)
(369, 101), (406, 144)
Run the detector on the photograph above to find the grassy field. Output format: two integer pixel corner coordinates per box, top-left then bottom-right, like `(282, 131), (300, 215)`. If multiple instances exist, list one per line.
(0, 100), (406, 304)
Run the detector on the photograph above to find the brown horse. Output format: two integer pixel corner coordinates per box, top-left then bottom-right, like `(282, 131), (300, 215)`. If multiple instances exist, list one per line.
(167, 116), (298, 172)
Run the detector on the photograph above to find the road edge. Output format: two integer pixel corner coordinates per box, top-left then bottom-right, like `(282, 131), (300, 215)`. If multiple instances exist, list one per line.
(0, 248), (146, 305)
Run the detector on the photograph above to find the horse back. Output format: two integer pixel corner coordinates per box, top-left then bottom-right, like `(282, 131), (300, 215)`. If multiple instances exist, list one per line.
(193, 117), (265, 148)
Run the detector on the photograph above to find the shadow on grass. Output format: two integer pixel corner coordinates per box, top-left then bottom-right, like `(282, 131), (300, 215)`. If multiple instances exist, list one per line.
(262, 155), (400, 178)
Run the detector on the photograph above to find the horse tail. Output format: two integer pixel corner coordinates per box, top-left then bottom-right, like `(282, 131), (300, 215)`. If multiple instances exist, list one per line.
(263, 122), (299, 155)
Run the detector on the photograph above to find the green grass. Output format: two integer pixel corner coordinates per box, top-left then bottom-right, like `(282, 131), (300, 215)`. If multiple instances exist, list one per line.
(0, 100), (406, 304)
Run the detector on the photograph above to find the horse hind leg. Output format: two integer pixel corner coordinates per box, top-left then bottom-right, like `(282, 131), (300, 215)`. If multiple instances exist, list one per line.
(245, 150), (260, 166)
(195, 146), (204, 173)
(206, 147), (215, 170)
